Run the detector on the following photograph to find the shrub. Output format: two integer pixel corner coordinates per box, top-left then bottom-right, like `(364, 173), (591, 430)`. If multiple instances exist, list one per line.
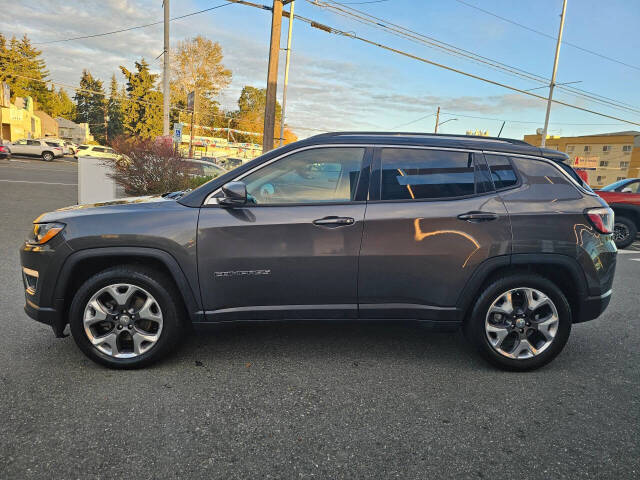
(105, 137), (195, 196)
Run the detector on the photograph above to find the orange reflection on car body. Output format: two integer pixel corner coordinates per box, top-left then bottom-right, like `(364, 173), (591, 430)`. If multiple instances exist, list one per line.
(413, 218), (480, 268)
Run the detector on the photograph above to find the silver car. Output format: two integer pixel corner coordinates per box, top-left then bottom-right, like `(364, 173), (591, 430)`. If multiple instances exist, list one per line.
(9, 139), (65, 161)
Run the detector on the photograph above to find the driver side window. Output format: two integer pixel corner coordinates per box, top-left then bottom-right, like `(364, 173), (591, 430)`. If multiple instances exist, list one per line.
(241, 147), (365, 205)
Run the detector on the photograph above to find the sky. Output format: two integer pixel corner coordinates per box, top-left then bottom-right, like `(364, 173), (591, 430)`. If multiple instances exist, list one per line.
(1, 0), (639, 140)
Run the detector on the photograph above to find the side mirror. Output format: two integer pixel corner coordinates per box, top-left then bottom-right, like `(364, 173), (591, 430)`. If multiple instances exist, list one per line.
(219, 181), (247, 207)
(621, 187), (633, 193)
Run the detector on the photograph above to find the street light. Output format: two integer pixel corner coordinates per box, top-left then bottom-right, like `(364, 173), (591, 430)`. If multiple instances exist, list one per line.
(436, 118), (458, 130)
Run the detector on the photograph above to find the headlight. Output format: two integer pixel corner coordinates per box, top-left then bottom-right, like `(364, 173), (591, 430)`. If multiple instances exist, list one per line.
(28, 222), (65, 245)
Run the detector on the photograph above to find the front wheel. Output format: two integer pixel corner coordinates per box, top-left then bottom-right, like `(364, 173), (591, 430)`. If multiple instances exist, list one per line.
(613, 216), (637, 249)
(69, 266), (184, 368)
(42, 151), (54, 161)
(464, 274), (572, 371)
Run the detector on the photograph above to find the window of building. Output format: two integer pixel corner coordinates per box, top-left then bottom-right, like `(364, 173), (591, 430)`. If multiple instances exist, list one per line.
(380, 149), (487, 200)
(602, 145), (611, 152)
(599, 160), (609, 167)
(242, 147), (365, 204)
(617, 177), (626, 181)
(620, 161), (630, 168)
(583, 145), (591, 152)
(596, 175), (604, 183)
(622, 145), (632, 153)
(566, 145), (574, 153)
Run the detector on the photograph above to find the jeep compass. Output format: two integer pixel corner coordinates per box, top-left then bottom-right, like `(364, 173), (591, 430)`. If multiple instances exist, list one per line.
(20, 132), (617, 370)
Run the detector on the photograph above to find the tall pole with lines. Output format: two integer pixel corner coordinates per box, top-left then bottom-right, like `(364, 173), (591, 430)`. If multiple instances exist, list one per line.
(279, 1), (295, 147)
(263, 0), (285, 153)
(162, 0), (170, 137)
(540, 0), (567, 147)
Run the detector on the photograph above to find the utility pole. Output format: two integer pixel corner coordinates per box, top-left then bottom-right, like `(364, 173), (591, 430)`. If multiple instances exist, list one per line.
(263, 0), (284, 153)
(162, 0), (170, 137)
(279, 0), (295, 147)
(434, 106), (440, 133)
(541, 0), (567, 148)
(104, 103), (109, 144)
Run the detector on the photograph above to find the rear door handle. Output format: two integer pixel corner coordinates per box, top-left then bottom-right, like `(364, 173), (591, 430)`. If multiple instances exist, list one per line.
(313, 216), (355, 227)
(457, 212), (498, 222)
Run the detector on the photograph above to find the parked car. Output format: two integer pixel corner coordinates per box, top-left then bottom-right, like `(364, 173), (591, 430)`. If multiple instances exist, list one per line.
(74, 144), (119, 160)
(20, 132), (616, 370)
(596, 178), (640, 248)
(44, 139), (69, 155)
(0, 144), (11, 159)
(64, 141), (78, 155)
(183, 158), (228, 178)
(9, 138), (64, 161)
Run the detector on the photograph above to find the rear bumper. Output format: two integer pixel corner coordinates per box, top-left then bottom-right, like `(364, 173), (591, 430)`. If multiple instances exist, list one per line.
(576, 289), (612, 323)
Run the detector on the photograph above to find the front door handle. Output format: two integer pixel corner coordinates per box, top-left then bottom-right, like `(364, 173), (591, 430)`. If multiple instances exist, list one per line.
(457, 211), (498, 222)
(313, 216), (355, 227)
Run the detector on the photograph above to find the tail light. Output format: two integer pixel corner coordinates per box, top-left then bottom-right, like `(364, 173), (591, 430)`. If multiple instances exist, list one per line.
(586, 207), (614, 234)
(0, 146), (6, 152)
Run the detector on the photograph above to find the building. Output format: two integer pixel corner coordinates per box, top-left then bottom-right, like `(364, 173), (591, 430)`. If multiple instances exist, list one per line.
(0, 95), (42, 142)
(524, 131), (640, 187)
(35, 110), (59, 137)
(55, 117), (93, 144)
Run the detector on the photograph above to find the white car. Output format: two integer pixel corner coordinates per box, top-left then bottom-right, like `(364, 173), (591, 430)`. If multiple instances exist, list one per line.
(43, 139), (71, 155)
(74, 145), (119, 160)
(9, 139), (64, 161)
(183, 158), (228, 178)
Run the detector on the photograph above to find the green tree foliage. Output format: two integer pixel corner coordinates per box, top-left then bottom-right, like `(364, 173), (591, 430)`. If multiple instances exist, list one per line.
(232, 86), (296, 144)
(120, 59), (162, 139)
(107, 74), (124, 141)
(0, 34), (52, 111)
(75, 70), (106, 143)
(49, 88), (76, 120)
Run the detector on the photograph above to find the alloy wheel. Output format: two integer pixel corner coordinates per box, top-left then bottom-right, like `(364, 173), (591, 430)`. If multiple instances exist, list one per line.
(485, 287), (559, 359)
(83, 283), (163, 358)
(613, 223), (630, 243)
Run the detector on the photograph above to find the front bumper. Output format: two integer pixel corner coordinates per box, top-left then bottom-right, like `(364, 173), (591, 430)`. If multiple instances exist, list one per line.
(20, 239), (73, 337)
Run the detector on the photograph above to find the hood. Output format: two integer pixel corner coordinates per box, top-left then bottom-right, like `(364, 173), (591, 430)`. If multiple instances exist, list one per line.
(35, 195), (176, 223)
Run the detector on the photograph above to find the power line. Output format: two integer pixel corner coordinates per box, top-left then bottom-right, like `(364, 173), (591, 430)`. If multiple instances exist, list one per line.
(316, 0), (640, 116)
(389, 112), (436, 130)
(33, 2), (232, 45)
(454, 0), (640, 72)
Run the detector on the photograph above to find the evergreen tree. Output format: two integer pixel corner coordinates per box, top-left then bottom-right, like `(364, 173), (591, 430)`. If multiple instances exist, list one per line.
(107, 74), (124, 141)
(75, 70), (106, 143)
(49, 87), (76, 120)
(120, 59), (162, 139)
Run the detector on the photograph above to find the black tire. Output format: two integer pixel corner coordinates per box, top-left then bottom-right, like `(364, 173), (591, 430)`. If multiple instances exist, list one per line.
(69, 265), (185, 368)
(613, 216), (637, 249)
(42, 151), (54, 162)
(464, 273), (572, 371)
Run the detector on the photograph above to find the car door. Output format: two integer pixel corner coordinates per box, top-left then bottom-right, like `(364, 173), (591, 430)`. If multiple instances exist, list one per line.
(10, 139), (29, 155)
(197, 146), (371, 321)
(26, 139), (42, 156)
(358, 147), (511, 321)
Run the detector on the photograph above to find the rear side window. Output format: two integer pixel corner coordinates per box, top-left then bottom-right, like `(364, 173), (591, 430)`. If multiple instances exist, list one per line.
(380, 148), (488, 200)
(93, 147), (106, 153)
(77, 145), (89, 150)
(485, 155), (518, 189)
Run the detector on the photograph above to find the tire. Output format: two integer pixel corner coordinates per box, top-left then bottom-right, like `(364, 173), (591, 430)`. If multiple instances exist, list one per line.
(613, 216), (637, 249)
(464, 273), (572, 371)
(42, 151), (54, 162)
(69, 265), (185, 368)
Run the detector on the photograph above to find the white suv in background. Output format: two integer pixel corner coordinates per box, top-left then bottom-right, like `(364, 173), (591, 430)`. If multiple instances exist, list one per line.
(9, 139), (64, 161)
(74, 145), (119, 160)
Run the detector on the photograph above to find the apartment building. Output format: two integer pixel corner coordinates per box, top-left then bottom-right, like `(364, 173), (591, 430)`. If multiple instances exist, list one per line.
(523, 131), (640, 188)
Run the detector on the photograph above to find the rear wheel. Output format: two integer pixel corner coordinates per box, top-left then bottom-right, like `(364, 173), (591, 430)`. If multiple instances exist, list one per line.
(464, 274), (571, 371)
(42, 151), (54, 162)
(613, 216), (637, 249)
(69, 266), (184, 368)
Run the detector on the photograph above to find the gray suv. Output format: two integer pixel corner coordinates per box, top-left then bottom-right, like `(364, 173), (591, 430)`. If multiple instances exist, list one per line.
(20, 133), (617, 370)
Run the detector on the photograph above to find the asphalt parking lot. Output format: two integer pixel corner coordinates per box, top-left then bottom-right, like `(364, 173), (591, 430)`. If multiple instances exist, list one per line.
(1, 157), (638, 479)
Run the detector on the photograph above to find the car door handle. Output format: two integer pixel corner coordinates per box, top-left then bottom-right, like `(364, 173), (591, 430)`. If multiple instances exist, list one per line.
(457, 212), (499, 222)
(313, 216), (355, 227)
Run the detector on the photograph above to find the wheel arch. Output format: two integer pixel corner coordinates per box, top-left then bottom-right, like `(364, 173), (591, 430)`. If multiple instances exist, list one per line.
(457, 254), (588, 323)
(55, 247), (202, 333)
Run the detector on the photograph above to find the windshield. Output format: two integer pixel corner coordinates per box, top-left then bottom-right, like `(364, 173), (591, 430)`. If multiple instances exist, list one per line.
(600, 179), (629, 191)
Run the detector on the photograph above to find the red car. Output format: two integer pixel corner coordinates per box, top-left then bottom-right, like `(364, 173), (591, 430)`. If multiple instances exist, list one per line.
(596, 178), (640, 248)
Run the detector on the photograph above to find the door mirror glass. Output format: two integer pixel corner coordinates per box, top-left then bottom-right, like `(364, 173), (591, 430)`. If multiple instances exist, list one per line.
(220, 181), (247, 206)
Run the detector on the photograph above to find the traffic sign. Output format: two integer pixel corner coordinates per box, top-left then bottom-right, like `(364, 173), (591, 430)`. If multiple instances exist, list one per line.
(173, 122), (183, 143)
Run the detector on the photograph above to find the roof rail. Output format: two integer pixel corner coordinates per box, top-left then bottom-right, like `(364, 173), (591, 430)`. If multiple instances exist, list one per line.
(309, 131), (531, 146)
